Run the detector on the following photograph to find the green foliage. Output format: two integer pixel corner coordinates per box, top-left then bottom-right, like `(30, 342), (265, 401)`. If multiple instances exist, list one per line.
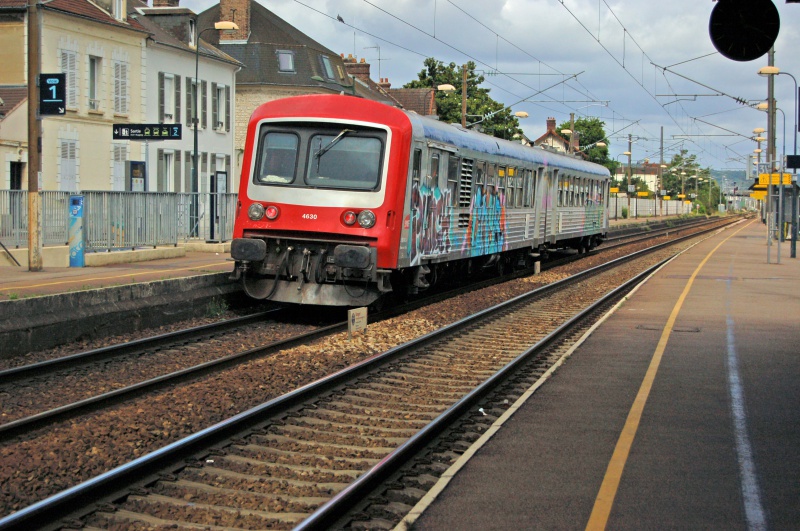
(661, 149), (720, 215)
(206, 297), (229, 318)
(556, 117), (611, 166)
(621, 207), (629, 219)
(404, 58), (524, 140)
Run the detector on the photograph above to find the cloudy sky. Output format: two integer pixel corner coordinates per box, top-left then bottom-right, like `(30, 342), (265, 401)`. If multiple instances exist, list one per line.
(183, 0), (800, 172)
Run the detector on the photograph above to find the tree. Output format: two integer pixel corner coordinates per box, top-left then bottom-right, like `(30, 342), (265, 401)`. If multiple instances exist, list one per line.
(556, 116), (611, 167)
(661, 150), (718, 213)
(404, 58), (524, 140)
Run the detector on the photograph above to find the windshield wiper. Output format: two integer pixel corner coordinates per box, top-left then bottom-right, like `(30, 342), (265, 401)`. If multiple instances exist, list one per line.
(314, 129), (354, 159)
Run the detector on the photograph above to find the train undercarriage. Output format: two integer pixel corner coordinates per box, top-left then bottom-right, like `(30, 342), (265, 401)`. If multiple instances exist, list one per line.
(230, 233), (605, 308)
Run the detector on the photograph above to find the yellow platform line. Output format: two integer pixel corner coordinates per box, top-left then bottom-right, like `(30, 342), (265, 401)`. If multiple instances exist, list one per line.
(586, 220), (754, 530)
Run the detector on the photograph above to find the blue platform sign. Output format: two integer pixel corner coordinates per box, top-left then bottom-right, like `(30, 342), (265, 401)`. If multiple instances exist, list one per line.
(68, 195), (85, 267)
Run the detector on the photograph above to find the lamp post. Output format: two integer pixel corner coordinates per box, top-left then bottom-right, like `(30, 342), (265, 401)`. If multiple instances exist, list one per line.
(758, 65), (797, 159)
(625, 144), (632, 216)
(759, 64), (798, 257)
(194, 20), (238, 242)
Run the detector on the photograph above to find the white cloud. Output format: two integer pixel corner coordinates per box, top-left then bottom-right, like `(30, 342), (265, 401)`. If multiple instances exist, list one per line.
(182, 0), (800, 170)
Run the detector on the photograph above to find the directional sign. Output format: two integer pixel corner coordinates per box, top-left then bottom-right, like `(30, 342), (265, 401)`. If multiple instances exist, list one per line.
(39, 73), (66, 115)
(113, 124), (182, 141)
(758, 173), (792, 186)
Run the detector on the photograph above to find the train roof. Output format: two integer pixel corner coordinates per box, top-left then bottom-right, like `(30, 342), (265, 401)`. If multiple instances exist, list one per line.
(406, 111), (611, 178)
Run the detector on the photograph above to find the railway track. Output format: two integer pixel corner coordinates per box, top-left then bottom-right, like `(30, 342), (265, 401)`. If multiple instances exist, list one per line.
(0, 216), (732, 444)
(0, 218), (744, 530)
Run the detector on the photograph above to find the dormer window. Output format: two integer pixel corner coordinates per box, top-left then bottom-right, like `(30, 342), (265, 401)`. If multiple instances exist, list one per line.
(320, 55), (335, 80)
(113, 0), (124, 21)
(277, 50), (295, 73)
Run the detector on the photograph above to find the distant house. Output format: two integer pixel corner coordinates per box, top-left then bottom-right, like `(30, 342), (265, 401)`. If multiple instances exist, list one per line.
(197, 0), (406, 175)
(532, 117), (570, 153)
(133, 0), (241, 193)
(0, 0), (240, 194)
(0, 0), (149, 192)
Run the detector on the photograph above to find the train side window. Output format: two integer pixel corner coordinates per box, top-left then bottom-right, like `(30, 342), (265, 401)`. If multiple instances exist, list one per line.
(498, 166), (508, 204)
(412, 149), (422, 184)
(497, 166), (508, 196)
(475, 161), (486, 194)
(557, 178), (563, 207)
(515, 172), (524, 208)
(447, 155), (460, 206)
(487, 163), (496, 194)
(524, 169), (535, 207)
(256, 131), (299, 184)
(428, 152), (440, 189)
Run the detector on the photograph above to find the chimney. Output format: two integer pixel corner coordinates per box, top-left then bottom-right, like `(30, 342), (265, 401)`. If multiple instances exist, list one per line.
(546, 117), (556, 132)
(378, 77), (391, 90)
(152, 0), (180, 6)
(343, 56), (371, 81)
(219, 0), (249, 42)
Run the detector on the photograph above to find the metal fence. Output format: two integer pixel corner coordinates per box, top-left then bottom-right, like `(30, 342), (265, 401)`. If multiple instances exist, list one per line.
(610, 195), (692, 220)
(0, 190), (237, 250)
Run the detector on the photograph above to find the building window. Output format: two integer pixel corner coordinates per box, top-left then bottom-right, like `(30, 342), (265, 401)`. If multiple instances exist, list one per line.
(113, 0), (123, 21)
(88, 56), (101, 111)
(59, 140), (78, 192)
(277, 50), (295, 72)
(160, 73), (178, 123)
(60, 50), (78, 108)
(186, 77), (198, 127)
(320, 55), (335, 80)
(212, 84), (226, 130)
(113, 61), (129, 115)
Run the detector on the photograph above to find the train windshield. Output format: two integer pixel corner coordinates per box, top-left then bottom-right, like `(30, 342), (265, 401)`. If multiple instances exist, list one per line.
(307, 133), (382, 190)
(254, 124), (385, 191)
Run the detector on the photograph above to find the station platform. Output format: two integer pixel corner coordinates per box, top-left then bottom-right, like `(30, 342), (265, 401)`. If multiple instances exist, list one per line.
(403, 218), (800, 530)
(0, 250), (233, 300)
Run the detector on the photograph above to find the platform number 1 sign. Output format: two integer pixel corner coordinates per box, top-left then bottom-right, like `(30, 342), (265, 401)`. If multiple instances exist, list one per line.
(39, 73), (66, 115)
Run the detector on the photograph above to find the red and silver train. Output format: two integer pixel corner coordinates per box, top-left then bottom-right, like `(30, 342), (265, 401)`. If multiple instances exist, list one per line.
(230, 94), (611, 307)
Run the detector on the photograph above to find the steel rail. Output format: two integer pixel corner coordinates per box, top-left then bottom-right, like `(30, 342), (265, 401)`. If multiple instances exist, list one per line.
(0, 310), (283, 383)
(0, 319), (345, 442)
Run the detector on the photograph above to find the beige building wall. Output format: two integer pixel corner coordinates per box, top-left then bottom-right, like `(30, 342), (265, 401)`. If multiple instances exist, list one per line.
(39, 10), (146, 191)
(0, 15), (26, 85)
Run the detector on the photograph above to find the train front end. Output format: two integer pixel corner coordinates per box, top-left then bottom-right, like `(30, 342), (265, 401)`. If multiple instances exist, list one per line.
(231, 95), (410, 307)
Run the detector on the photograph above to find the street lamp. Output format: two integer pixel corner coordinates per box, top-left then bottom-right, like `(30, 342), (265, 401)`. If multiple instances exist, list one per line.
(758, 65), (797, 158)
(194, 20), (238, 242)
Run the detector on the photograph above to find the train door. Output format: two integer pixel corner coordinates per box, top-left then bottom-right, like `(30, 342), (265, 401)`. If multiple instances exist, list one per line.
(404, 143), (425, 266)
(541, 169), (557, 243)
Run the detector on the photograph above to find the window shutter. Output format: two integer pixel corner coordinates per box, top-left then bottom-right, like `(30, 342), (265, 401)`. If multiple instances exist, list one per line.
(225, 86), (230, 132)
(201, 80), (207, 129)
(174, 75), (181, 125)
(186, 78), (192, 125)
(114, 62), (129, 114)
(61, 50), (78, 108)
(211, 82), (218, 130)
(158, 72), (165, 122)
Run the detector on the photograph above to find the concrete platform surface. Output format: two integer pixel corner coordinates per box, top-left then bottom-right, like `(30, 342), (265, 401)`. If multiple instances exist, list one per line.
(404, 219), (800, 530)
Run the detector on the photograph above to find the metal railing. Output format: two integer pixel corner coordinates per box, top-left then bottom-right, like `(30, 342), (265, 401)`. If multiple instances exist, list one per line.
(0, 190), (237, 251)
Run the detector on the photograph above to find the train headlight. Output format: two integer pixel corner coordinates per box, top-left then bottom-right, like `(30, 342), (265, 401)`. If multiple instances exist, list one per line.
(265, 205), (280, 220)
(343, 211), (358, 226)
(248, 203), (265, 220)
(357, 209), (376, 229)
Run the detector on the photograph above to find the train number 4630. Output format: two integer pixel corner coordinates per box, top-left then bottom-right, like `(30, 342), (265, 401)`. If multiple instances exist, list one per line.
(301, 213), (318, 220)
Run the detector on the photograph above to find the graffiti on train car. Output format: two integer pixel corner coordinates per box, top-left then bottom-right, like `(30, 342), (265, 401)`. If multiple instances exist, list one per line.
(409, 181), (508, 266)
